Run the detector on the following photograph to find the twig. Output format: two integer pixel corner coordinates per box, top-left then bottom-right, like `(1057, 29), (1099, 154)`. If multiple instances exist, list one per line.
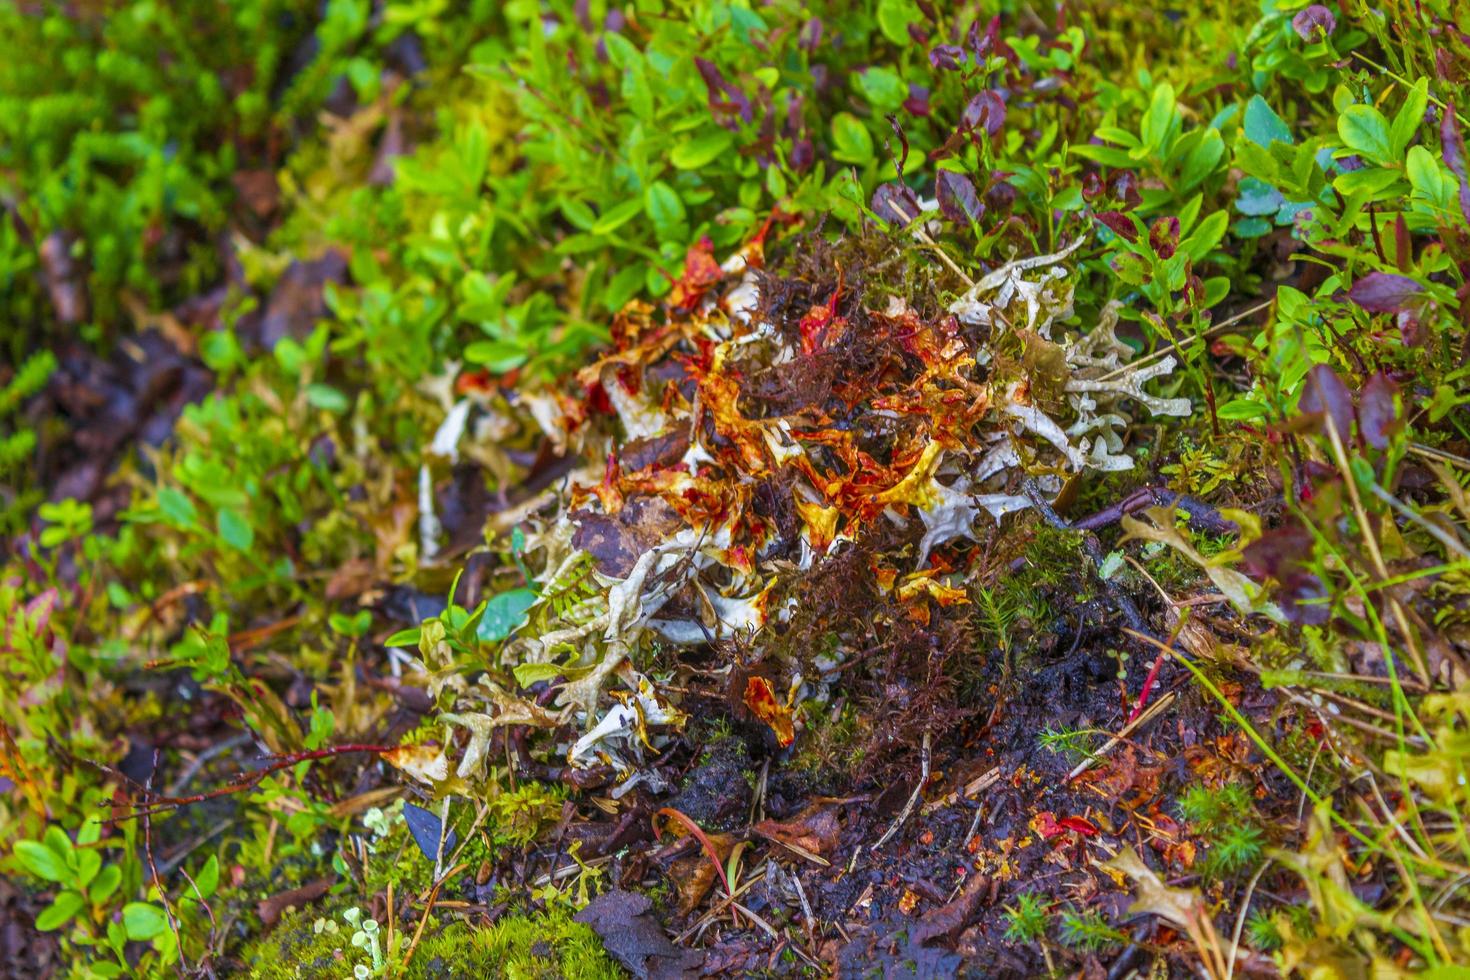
(1067, 691), (1177, 783)
(871, 730), (930, 852)
(1071, 485), (1238, 536)
(165, 733), (253, 797)
(111, 743), (396, 820)
(1226, 864), (1266, 980)
(143, 752), (186, 973)
(1095, 298), (1274, 383)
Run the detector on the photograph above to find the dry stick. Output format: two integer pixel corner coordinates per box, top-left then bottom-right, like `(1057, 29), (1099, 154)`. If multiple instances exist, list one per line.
(143, 752), (186, 974)
(1225, 862), (1268, 980)
(1095, 298), (1275, 383)
(114, 743), (397, 820)
(1066, 691), (1177, 783)
(871, 730), (930, 852)
(885, 204), (976, 289)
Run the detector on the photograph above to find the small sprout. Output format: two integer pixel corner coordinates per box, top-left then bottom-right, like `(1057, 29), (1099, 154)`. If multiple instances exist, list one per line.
(1002, 892), (1049, 942)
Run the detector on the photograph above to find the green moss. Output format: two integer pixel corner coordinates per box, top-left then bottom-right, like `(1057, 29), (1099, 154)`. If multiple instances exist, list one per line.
(791, 698), (865, 785)
(239, 903), (619, 979)
(238, 902), (367, 979)
(407, 911), (620, 980)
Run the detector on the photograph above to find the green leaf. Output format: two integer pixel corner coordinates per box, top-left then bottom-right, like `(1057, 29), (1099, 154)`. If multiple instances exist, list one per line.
(384, 627), (422, 648)
(602, 32), (641, 70)
(216, 508), (254, 552)
(14, 841), (69, 883)
(1179, 129), (1225, 189)
(156, 488), (197, 529)
(1140, 82), (1176, 152)
(477, 588), (537, 643)
(877, 0), (922, 45)
(464, 339), (528, 374)
(1389, 77), (1428, 161)
(855, 67), (906, 111)
(1243, 96), (1292, 148)
(1338, 104), (1393, 166)
(831, 112), (874, 165)
(1180, 210), (1229, 262)
(592, 197), (645, 236)
(89, 864), (122, 904)
(75, 849), (101, 888)
(671, 131), (733, 170)
(35, 891), (85, 932)
(192, 856), (220, 900)
(1406, 145), (1455, 210)
(305, 383), (350, 413)
(644, 181), (687, 238)
(123, 902), (167, 941)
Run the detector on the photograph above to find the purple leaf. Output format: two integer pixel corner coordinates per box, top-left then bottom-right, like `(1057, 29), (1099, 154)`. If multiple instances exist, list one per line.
(929, 44), (965, 70)
(799, 17), (823, 51)
(1291, 5), (1336, 41)
(961, 91), (1006, 139)
(403, 802), (458, 862)
(1111, 171), (1141, 207)
(1441, 100), (1470, 226)
(984, 178), (1016, 213)
(790, 138), (814, 171)
(871, 182), (922, 225)
(1242, 525), (1313, 581)
(1357, 373), (1399, 450)
(904, 84), (931, 117)
(1149, 216), (1180, 259)
(695, 58), (753, 126)
(1299, 364), (1355, 441)
(936, 171), (984, 224)
(1347, 272), (1425, 314)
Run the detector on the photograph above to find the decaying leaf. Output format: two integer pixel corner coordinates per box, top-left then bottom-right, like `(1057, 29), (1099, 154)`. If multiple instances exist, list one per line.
(742, 675), (795, 747)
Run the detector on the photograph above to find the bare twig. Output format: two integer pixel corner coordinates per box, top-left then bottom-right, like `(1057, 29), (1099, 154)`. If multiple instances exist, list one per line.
(872, 730), (930, 852)
(1066, 691), (1177, 782)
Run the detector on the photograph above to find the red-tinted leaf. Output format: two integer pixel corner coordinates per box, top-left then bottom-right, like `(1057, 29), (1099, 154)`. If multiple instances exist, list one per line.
(1394, 214), (1412, 272)
(1095, 210), (1139, 242)
(1291, 5), (1336, 40)
(1299, 364), (1355, 441)
(1441, 101), (1470, 226)
(904, 84), (931, 117)
(936, 170), (984, 224)
(871, 182), (922, 225)
(1358, 373), (1400, 450)
(1347, 272), (1425, 314)
(1149, 216), (1180, 259)
(1057, 816), (1098, 836)
(961, 91), (1006, 139)
(929, 44), (964, 70)
(1241, 525), (1313, 581)
(1081, 171), (1103, 201)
